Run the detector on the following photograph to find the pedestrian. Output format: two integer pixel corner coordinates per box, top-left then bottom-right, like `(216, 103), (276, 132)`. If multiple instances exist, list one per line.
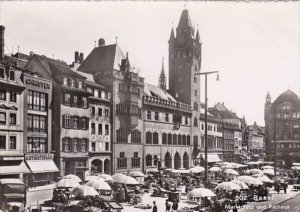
(172, 199), (178, 211)
(165, 200), (171, 212)
(152, 201), (157, 212)
(283, 183), (287, 194)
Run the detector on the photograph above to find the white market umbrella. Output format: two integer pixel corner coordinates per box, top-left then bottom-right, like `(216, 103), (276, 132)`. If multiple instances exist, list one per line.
(56, 179), (80, 188)
(231, 180), (249, 190)
(71, 185), (99, 197)
(237, 176), (263, 186)
(86, 180), (111, 191)
(291, 166), (300, 171)
(224, 169), (239, 176)
(62, 174), (82, 183)
(112, 173), (139, 185)
(188, 188), (215, 198)
(86, 175), (104, 182)
(129, 171), (146, 177)
(98, 174), (113, 181)
(216, 182), (241, 191)
(189, 167), (204, 173)
(247, 169), (264, 176)
(209, 167), (222, 172)
(257, 175), (274, 183)
(262, 165), (274, 170)
(263, 169), (275, 176)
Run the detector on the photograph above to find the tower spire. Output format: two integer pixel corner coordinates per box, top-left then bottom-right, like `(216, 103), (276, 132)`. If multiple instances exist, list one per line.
(159, 57), (167, 91)
(169, 27), (175, 43)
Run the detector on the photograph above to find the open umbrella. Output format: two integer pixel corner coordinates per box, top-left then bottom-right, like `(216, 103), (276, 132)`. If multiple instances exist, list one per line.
(237, 176), (263, 186)
(125, 176), (140, 185)
(112, 173), (127, 182)
(247, 169), (264, 176)
(112, 173), (139, 185)
(209, 167), (222, 172)
(56, 179), (80, 188)
(98, 174), (113, 181)
(86, 179), (111, 190)
(257, 175), (274, 183)
(129, 171), (146, 177)
(216, 182), (241, 191)
(189, 167), (204, 173)
(71, 185), (99, 197)
(188, 188), (215, 198)
(263, 169), (275, 176)
(62, 174), (82, 183)
(262, 165), (274, 170)
(291, 166), (300, 171)
(231, 180), (249, 190)
(224, 169), (239, 176)
(86, 175), (103, 182)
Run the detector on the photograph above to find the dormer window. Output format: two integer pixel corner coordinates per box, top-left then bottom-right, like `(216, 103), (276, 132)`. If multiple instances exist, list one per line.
(78, 81), (82, 89)
(9, 71), (15, 81)
(94, 89), (99, 98)
(0, 68), (4, 78)
(63, 77), (68, 86)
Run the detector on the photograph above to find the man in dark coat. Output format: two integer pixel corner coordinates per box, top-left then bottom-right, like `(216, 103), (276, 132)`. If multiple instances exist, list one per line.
(152, 201), (157, 212)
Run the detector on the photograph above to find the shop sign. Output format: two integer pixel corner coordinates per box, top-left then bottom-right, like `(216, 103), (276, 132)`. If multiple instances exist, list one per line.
(25, 78), (51, 90)
(27, 132), (47, 138)
(25, 153), (54, 160)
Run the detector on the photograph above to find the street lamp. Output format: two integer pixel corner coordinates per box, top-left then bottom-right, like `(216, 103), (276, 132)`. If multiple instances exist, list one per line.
(194, 71), (219, 187)
(273, 105), (277, 177)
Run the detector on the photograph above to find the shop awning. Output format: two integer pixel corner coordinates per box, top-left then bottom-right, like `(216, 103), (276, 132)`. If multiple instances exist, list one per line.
(0, 161), (31, 175)
(26, 160), (59, 173)
(203, 154), (221, 163)
(293, 162), (300, 166)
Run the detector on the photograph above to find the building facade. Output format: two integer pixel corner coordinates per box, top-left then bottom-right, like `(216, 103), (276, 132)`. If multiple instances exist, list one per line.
(246, 122), (264, 161)
(265, 90), (300, 167)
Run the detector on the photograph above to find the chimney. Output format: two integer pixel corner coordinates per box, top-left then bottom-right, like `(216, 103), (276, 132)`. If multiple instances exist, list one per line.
(98, 38), (105, 47)
(0, 25), (5, 61)
(75, 51), (79, 63)
(79, 53), (84, 63)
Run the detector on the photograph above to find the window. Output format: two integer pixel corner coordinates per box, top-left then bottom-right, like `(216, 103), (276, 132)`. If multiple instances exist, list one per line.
(162, 133), (167, 145)
(27, 114), (33, 131)
(91, 107), (95, 116)
(154, 112), (159, 121)
(117, 152), (127, 169)
(131, 130), (141, 143)
(9, 136), (16, 149)
(9, 113), (16, 125)
(153, 132), (159, 144)
(98, 124), (102, 135)
(63, 138), (70, 152)
(105, 124), (109, 135)
(0, 135), (6, 149)
(9, 71), (15, 81)
(91, 123), (95, 134)
(173, 134), (178, 145)
(94, 89), (98, 98)
(39, 116), (46, 133)
(27, 137), (46, 153)
(193, 102), (198, 111)
(194, 89), (197, 96)
(147, 111), (151, 120)
(64, 93), (71, 106)
(81, 117), (87, 129)
(105, 109), (109, 118)
(117, 128), (128, 143)
(105, 142), (109, 151)
(146, 132), (152, 144)
(10, 91), (16, 102)
(146, 154), (152, 167)
(91, 142), (96, 152)
(72, 116), (78, 129)
(98, 108), (102, 117)
(185, 117), (188, 125)
(165, 113), (169, 122)
(73, 95), (78, 107)
(78, 81), (82, 89)
(132, 152), (140, 168)
(194, 118), (198, 127)
(81, 139), (87, 152)
(0, 68), (4, 78)
(82, 97), (87, 108)
(154, 155), (158, 166)
(73, 138), (79, 152)
(70, 79), (75, 87)
(64, 115), (71, 128)
(0, 90), (6, 101)
(33, 92), (40, 110)
(63, 77), (68, 85)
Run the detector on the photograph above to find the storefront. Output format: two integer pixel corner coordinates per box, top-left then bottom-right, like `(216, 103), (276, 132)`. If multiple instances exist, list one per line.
(0, 157), (30, 180)
(24, 153), (58, 187)
(63, 156), (89, 182)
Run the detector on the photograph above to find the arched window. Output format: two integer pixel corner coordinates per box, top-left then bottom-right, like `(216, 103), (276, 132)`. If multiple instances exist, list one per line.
(173, 134), (178, 145)
(182, 135), (186, 145)
(178, 134), (182, 145)
(193, 118), (198, 127)
(193, 102), (198, 111)
(165, 152), (172, 168)
(168, 133), (172, 145)
(193, 136), (198, 147)
(153, 132), (159, 144)
(174, 152), (181, 169)
(146, 154), (152, 167)
(146, 132), (152, 144)
(187, 135), (190, 145)
(162, 133), (167, 145)
(131, 129), (141, 143)
(183, 152), (189, 169)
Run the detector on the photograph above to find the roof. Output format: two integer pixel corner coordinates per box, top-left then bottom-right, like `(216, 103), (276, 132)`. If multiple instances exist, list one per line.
(78, 44), (126, 73)
(274, 89), (300, 105)
(209, 103), (239, 119)
(144, 83), (176, 102)
(26, 54), (86, 82)
(177, 9), (193, 30)
(75, 70), (95, 83)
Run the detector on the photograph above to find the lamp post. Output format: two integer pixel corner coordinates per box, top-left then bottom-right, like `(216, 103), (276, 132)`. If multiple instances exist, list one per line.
(194, 71), (219, 187)
(273, 105), (277, 177)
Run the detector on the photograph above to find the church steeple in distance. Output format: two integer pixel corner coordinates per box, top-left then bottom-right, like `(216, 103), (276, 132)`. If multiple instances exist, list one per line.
(159, 57), (167, 91)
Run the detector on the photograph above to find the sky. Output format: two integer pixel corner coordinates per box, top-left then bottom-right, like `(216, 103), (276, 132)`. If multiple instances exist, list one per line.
(0, 1), (299, 126)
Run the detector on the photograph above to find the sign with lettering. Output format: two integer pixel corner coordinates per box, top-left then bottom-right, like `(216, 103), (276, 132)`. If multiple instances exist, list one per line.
(25, 78), (51, 90)
(25, 153), (54, 160)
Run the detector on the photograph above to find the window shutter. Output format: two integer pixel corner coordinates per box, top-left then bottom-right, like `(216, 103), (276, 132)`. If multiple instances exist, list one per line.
(78, 138), (82, 152)
(78, 117), (82, 129)
(62, 115), (65, 128)
(69, 138), (73, 152)
(70, 116), (74, 129)
(86, 118), (89, 130)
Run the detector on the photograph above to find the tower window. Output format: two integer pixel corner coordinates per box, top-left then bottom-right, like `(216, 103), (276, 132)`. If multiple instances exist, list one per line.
(195, 65), (198, 72)
(178, 65), (183, 71)
(194, 90), (197, 96)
